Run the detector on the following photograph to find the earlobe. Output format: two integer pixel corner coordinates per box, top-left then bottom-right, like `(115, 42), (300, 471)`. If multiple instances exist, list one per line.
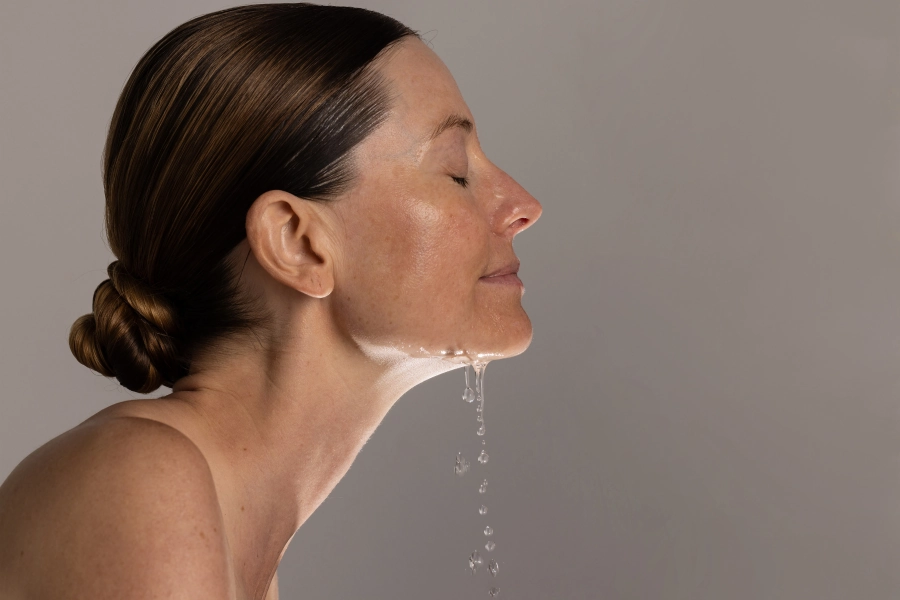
(245, 190), (335, 299)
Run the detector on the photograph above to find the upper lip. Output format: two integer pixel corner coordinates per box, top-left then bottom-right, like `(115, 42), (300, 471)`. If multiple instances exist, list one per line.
(482, 259), (520, 278)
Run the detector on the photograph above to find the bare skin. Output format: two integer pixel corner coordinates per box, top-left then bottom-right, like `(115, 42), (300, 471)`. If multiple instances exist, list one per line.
(0, 37), (542, 600)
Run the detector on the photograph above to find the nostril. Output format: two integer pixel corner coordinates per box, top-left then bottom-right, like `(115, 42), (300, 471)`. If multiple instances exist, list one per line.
(511, 217), (529, 232)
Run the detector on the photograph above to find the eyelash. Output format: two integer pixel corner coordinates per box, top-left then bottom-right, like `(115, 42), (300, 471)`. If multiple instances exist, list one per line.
(451, 175), (469, 188)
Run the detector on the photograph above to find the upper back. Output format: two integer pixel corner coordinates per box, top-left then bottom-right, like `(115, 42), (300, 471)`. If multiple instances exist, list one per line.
(0, 414), (237, 600)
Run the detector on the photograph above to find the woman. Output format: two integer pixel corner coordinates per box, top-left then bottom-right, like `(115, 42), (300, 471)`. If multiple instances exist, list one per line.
(0, 3), (541, 598)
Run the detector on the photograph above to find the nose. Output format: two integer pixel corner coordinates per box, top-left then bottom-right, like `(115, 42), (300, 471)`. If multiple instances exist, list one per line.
(487, 164), (543, 239)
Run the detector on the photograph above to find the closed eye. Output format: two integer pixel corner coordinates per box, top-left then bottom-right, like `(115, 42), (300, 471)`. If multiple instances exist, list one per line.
(451, 175), (469, 188)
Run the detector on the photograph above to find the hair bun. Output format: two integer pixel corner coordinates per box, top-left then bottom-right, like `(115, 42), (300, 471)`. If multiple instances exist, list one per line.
(69, 261), (187, 393)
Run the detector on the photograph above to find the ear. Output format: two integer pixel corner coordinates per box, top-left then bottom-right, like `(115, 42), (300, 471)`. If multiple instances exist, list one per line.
(245, 190), (334, 299)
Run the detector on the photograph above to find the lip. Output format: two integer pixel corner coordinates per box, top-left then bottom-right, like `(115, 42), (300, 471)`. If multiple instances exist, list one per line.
(481, 259), (521, 278)
(479, 272), (524, 289)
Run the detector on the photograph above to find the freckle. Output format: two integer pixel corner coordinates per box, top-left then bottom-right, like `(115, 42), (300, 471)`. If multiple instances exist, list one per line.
(243, 447), (248, 451)
(200, 531), (206, 539)
(241, 505), (245, 511)
(20, 550), (24, 557)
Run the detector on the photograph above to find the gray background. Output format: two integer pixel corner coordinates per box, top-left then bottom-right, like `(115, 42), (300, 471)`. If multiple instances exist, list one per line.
(2, 0), (899, 598)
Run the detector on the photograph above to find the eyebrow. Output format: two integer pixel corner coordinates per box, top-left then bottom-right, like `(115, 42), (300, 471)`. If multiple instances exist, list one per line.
(428, 113), (474, 142)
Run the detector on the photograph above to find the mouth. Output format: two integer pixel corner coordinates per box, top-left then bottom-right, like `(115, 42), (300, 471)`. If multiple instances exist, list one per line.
(481, 258), (521, 279)
(479, 273), (523, 287)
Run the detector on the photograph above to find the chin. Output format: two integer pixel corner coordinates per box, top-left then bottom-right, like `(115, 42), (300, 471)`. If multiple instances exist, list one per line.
(504, 325), (535, 358)
(407, 317), (532, 365)
(479, 312), (534, 361)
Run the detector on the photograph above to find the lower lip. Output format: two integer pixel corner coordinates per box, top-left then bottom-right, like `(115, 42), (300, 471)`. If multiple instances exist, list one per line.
(480, 273), (524, 288)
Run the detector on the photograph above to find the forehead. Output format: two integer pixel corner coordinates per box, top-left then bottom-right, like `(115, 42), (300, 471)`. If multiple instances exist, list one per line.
(373, 38), (473, 146)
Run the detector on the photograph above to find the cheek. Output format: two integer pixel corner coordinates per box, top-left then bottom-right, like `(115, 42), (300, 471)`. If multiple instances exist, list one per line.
(408, 199), (480, 274)
(338, 187), (487, 340)
(388, 197), (484, 311)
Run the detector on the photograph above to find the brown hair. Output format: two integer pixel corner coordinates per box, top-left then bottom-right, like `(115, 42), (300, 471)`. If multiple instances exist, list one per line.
(69, 3), (417, 393)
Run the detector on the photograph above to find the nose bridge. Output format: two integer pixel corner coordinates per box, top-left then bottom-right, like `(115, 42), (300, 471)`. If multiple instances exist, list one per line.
(485, 162), (542, 237)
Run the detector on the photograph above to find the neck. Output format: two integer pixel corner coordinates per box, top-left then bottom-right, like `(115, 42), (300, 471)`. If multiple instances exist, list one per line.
(162, 303), (468, 599)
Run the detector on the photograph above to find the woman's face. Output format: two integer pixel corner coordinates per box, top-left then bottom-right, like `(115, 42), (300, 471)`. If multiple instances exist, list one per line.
(327, 37), (542, 364)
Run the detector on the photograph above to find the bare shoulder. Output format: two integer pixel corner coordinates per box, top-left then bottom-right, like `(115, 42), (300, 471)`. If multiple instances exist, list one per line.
(0, 415), (236, 600)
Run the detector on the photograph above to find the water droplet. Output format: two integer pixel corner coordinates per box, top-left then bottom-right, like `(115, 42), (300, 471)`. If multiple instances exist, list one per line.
(463, 387), (476, 403)
(477, 424), (486, 436)
(476, 405), (483, 413)
(468, 550), (483, 573)
(484, 526), (493, 536)
(476, 414), (483, 422)
(455, 452), (469, 476)
(479, 479), (488, 494)
(482, 439), (486, 445)
(485, 540), (496, 551)
(488, 559), (499, 576)
(478, 449), (489, 464)
(479, 505), (488, 515)
(489, 586), (500, 597)
(474, 361), (487, 387)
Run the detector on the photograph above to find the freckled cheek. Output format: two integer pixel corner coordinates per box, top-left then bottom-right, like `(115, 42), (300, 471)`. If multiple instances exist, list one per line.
(409, 206), (485, 296)
(343, 173), (487, 302)
(339, 205), (424, 307)
(368, 207), (476, 305)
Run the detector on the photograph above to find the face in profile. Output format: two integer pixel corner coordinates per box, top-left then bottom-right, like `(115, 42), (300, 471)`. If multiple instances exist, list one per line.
(323, 38), (543, 365)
